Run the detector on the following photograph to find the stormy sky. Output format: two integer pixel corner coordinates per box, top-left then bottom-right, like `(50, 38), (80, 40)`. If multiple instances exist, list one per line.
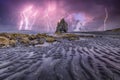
(0, 0), (120, 32)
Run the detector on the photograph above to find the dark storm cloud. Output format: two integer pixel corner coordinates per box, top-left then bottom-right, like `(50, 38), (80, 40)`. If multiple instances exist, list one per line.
(62, 0), (120, 17)
(0, 0), (120, 30)
(0, 0), (45, 24)
(62, 0), (120, 30)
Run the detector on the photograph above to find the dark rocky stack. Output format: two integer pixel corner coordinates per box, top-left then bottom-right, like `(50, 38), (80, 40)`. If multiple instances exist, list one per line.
(55, 18), (68, 34)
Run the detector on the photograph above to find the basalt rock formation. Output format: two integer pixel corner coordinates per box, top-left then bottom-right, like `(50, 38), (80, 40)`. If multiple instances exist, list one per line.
(55, 18), (68, 34)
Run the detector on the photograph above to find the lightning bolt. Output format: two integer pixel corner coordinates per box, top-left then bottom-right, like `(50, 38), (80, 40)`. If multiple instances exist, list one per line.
(104, 8), (108, 31)
(74, 20), (83, 31)
(19, 6), (38, 30)
(44, 10), (51, 32)
(29, 11), (38, 30)
(19, 14), (24, 30)
(43, 2), (57, 32)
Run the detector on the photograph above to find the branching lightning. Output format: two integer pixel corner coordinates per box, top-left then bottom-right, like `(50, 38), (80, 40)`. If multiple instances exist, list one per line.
(104, 8), (108, 31)
(19, 6), (38, 30)
(43, 2), (57, 32)
(73, 13), (92, 32)
(18, 2), (92, 32)
(74, 21), (83, 31)
(44, 10), (52, 32)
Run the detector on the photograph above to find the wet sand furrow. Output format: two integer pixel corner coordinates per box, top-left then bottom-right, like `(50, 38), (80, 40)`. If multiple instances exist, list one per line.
(0, 35), (119, 80)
